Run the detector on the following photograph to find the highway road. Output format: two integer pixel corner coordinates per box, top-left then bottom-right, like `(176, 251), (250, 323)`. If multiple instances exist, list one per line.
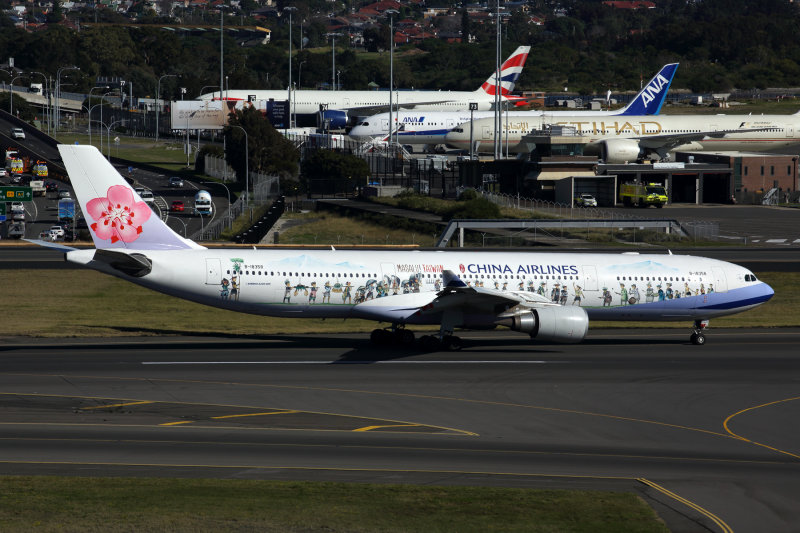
(1, 330), (799, 532)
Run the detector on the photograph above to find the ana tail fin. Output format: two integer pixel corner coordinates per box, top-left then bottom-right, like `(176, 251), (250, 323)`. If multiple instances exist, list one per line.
(58, 144), (205, 251)
(479, 45), (531, 96)
(616, 63), (679, 116)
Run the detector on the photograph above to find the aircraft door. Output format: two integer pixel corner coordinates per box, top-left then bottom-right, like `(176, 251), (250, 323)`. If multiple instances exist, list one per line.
(482, 125), (492, 140)
(447, 119), (454, 129)
(206, 258), (221, 285)
(581, 265), (598, 291)
(382, 119), (389, 133)
(786, 124), (794, 138)
(712, 267), (728, 293)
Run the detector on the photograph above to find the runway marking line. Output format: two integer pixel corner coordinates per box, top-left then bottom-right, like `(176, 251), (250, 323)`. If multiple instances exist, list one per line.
(637, 478), (733, 533)
(723, 396), (800, 461)
(80, 401), (153, 410)
(0, 392), (476, 437)
(354, 424), (420, 432)
(159, 421), (195, 426)
(211, 410), (299, 420)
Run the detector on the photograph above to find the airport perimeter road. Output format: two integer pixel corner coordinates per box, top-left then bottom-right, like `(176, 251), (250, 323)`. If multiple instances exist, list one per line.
(1, 330), (800, 532)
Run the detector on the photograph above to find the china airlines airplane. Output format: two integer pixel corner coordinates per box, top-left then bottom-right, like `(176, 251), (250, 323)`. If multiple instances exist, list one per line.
(348, 63), (679, 146)
(445, 109), (800, 160)
(198, 46), (531, 128)
(38, 145), (773, 347)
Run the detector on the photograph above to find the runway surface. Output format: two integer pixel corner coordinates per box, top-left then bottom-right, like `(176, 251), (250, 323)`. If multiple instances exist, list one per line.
(1, 329), (799, 532)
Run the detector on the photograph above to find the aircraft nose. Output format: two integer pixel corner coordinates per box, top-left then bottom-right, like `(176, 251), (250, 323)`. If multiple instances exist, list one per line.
(761, 282), (775, 302)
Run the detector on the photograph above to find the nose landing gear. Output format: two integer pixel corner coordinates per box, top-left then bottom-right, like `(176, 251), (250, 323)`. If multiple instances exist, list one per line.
(690, 319), (709, 345)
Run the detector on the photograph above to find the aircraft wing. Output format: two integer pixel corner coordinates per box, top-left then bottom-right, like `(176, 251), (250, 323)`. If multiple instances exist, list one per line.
(636, 126), (781, 152)
(351, 270), (556, 324)
(345, 99), (472, 115)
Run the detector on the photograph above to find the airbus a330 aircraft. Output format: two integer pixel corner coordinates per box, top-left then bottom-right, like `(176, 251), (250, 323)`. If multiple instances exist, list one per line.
(348, 63), (679, 147)
(39, 145), (772, 347)
(445, 108), (800, 160)
(198, 46), (531, 127)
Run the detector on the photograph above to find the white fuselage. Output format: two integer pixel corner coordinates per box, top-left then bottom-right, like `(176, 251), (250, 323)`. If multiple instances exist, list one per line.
(66, 248), (772, 326)
(199, 89), (514, 116)
(349, 109), (636, 145)
(445, 113), (800, 154)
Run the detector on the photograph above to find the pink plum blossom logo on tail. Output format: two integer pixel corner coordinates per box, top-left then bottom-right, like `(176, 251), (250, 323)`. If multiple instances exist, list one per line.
(86, 185), (151, 243)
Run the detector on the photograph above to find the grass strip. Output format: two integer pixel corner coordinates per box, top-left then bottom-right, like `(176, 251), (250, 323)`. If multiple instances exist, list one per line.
(0, 270), (794, 338)
(0, 476), (668, 533)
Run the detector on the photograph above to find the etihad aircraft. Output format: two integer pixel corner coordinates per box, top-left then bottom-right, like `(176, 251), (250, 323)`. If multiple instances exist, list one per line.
(348, 63), (679, 146)
(445, 108), (800, 160)
(198, 46), (531, 128)
(37, 145), (772, 347)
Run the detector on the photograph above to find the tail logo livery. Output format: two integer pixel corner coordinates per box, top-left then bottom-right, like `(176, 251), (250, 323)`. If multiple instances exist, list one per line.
(619, 63), (678, 116)
(58, 145), (203, 251)
(481, 46), (531, 96)
(87, 185), (151, 244)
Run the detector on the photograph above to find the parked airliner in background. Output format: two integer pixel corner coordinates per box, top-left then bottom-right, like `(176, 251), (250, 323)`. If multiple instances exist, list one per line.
(445, 110), (800, 161)
(348, 63), (679, 148)
(198, 46), (530, 128)
(36, 146), (772, 347)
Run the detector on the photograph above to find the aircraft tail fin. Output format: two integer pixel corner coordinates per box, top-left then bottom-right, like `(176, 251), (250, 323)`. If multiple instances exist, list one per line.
(616, 63), (679, 116)
(57, 145), (205, 251)
(479, 46), (531, 96)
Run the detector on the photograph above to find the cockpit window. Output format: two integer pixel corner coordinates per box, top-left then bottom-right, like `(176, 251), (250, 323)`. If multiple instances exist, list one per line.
(745, 274), (758, 282)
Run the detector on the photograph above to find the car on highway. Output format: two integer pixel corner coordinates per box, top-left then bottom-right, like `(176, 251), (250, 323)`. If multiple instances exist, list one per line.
(168, 176), (184, 188)
(58, 190), (71, 199)
(0, 168), (7, 177)
(45, 181), (58, 192)
(10, 127), (25, 140)
(574, 193), (598, 207)
(171, 200), (185, 212)
(48, 225), (65, 238)
(140, 189), (155, 204)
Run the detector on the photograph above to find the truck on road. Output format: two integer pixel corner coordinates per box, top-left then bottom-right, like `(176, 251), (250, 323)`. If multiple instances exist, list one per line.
(194, 190), (213, 216)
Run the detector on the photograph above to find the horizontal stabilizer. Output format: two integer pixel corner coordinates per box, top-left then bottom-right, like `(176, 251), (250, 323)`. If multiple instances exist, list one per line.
(442, 270), (468, 288)
(93, 249), (152, 277)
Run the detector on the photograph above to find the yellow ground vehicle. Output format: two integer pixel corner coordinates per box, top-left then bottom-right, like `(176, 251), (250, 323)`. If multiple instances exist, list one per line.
(34, 161), (48, 177)
(620, 182), (668, 208)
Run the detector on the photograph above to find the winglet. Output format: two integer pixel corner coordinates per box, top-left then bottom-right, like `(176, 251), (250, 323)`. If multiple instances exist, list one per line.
(442, 270), (468, 288)
(57, 145), (205, 251)
(616, 63), (679, 116)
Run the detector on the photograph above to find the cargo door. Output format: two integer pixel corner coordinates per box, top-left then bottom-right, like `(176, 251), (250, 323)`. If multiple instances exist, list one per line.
(206, 258), (221, 285)
(712, 267), (728, 293)
(786, 124), (794, 138)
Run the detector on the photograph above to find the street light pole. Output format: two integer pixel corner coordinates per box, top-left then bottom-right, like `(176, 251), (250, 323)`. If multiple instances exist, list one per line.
(55, 65), (80, 137)
(88, 85), (109, 148)
(30, 71), (49, 134)
(9, 74), (27, 116)
(469, 102), (477, 160)
(229, 125), (249, 205)
(284, 6), (296, 130)
(325, 33), (342, 90)
(385, 9), (398, 148)
(156, 74), (177, 143)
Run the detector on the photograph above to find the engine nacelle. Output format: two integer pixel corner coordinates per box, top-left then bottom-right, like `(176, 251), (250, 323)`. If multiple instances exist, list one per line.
(504, 306), (589, 344)
(600, 139), (642, 164)
(318, 110), (349, 130)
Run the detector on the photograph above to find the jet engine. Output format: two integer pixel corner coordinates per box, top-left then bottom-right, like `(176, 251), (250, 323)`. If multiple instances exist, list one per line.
(600, 139), (642, 164)
(501, 306), (589, 343)
(318, 110), (349, 130)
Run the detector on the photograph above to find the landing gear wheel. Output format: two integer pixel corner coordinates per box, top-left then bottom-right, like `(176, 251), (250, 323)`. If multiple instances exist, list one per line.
(690, 332), (706, 345)
(442, 335), (462, 351)
(419, 335), (440, 351)
(370, 328), (391, 345)
(395, 328), (415, 345)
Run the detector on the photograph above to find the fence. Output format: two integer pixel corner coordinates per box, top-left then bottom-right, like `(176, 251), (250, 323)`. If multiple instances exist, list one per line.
(204, 155), (236, 181)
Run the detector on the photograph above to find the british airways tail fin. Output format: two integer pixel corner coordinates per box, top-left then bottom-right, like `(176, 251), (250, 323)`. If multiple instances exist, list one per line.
(57, 145), (205, 251)
(479, 46), (531, 96)
(616, 63), (679, 116)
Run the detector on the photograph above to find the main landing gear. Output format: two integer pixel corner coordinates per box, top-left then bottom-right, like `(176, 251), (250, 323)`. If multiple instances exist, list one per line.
(418, 334), (462, 351)
(690, 319), (709, 345)
(370, 325), (415, 346)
